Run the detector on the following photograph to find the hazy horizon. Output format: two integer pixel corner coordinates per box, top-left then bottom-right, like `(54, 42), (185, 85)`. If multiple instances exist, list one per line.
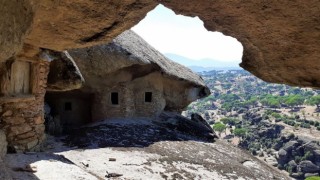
(132, 4), (243, 66)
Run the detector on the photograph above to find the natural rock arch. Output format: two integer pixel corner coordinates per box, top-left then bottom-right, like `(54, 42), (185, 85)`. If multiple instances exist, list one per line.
(1, 0), (320, 88)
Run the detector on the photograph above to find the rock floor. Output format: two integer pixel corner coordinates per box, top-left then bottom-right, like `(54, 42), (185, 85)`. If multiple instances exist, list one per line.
(4, 118), (290, 180)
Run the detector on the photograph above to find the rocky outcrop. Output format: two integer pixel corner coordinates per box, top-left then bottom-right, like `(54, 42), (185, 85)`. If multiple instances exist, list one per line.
(158, 112), (217, 141)
(47, 51), (84, 91)
(1, 1), (320, 89)
(56, 118), (289, 179)
(25, 1), (158, 52)
(0, 1), (35, 62)
(61, 30), (210, 121)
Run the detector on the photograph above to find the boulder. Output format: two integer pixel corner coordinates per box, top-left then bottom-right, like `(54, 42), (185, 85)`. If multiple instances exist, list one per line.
(288, 160), (298, 172)
(298, 160), (320, 173)
(159, 112), (218, 141)
(282, 140), (299, 152)
(290, 172), (304, 179)
(47, 51), (84, 91)
(277, 149), (289, 165)
(314, 150), (320, 166)
(304, 142), (320, 153)
(191, 113), (212, 130)
(265, 156), (278, 166)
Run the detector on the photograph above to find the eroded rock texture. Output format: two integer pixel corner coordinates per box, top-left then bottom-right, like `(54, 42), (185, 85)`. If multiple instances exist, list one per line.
(47, 51), (84, 91)
(24, 0), (158, 51)
(0, 0), (36, 61)
(160, 1), (320, 87)
(2, 0), (319, 88)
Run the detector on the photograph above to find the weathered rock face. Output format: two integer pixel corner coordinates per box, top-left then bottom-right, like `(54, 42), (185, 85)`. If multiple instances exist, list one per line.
(46, 31), (209, 123)
(47, 51), (84, 91)
(0, 130), (7, 158)
(160, 1), (320, 88)
(24, 0), (158, 52)
(0, 0), (36, 62)
(2, 1), (320, 88)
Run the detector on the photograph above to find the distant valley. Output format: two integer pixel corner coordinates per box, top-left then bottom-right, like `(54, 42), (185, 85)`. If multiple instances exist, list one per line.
(164, 53), (241, 72)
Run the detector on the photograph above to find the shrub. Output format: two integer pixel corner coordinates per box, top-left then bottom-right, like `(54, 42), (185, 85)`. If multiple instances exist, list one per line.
(309, 120), (315, 125)
(212, 122), (226, 135)
(301, 151), (313, 161)
(305, 176), (320, 180)
(295, 156), (302, 163)
(275, 118), (282, 122)
(300, 123), (311, 129)
(234, 128), (247, 138)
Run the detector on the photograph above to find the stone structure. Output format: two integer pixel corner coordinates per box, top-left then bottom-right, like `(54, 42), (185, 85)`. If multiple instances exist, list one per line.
(0, 46), (50, 152)
(46, 30), (209, 130)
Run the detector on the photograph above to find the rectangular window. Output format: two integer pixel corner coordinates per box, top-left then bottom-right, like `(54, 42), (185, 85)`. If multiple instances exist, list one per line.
(65, 102), (72, 111)
(111, 92), (119, 105)
(145, 92), (152, 102)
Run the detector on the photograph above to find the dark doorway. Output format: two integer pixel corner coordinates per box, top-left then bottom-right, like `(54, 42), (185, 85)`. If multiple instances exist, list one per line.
(145, 92), (152, 102)
(111, 92), (119, 105)
(45, 91), (94, 135)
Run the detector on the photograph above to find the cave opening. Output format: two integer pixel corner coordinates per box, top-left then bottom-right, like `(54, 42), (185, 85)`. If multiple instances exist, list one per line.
(132, 4), (243, 73)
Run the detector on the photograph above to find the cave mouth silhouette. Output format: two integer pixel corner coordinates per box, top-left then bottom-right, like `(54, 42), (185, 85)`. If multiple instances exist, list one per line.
(131, 4), (244, 71)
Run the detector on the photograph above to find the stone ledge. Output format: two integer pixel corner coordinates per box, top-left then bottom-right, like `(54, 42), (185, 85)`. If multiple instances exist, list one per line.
(0, 95), (35, 104)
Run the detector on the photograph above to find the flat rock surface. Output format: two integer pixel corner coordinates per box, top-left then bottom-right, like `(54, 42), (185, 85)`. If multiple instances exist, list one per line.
(4, 119), (289, 180)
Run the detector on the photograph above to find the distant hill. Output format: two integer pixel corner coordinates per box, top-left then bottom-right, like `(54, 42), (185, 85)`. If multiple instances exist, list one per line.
(164, 53), (241, 72)
(188, 66), (242, 72)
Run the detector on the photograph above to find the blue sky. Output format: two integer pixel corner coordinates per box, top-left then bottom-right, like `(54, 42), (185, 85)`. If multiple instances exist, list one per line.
(132, 4), (243, 63)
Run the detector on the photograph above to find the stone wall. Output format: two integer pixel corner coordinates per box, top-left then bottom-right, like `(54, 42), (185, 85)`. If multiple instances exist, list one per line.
(0, 59), (49, 152)
(92, 72), (166, 121)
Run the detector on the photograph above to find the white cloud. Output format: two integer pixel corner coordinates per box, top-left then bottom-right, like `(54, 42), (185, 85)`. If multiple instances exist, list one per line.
(132, 4), (243, 63)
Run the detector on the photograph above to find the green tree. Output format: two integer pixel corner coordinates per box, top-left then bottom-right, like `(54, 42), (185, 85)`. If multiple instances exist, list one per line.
(234, 128), (247, 138)
(308, 95), (320, 108)
(212, 122), (226, 136)
(220, 117), (239, 126)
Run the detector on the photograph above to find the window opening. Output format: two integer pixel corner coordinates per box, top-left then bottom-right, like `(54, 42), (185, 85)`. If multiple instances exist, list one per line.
(64, 102), (72, 111)
(145, 92), (152, 102)
(111, 92), (119, 105)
